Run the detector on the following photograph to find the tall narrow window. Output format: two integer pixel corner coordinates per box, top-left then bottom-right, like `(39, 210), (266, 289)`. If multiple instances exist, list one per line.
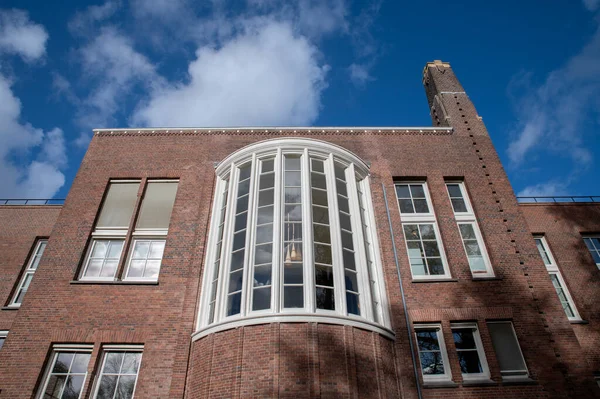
(94, 347), (142, 399)
(451, 323), (490, 380)
(39, 346), (92, 399)
(534, 236), (580, 320)
(583, 236), (600, 269)
(414, 324), (451, 382)
(0, 331), (7, 350)
(487, 321), (528, 380)
(396, 182), (450, 279)
(10, 239), (47, 306)
(197, 139), (390, 337)
(446, 182), (494, 277)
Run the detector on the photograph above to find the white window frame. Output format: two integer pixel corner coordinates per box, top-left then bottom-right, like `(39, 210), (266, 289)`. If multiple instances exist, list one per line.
(486, 321), (529, 380)
(583, 236), (600, 269)
(9, 239), (48, 307)
(534, 235), (581, 321)
(195, 138), (392, 340)
(123, 238), (167, 282)
(396, 181), (451, 280)
(37, 344), (93, 399)
(91, 345), (143, 399)
(450, 322), (490, 381)
(0, 330), (7, 350)
(414, 323), (452, 383)
(446, 181), (494, 277)
(80, 237), (125, 281)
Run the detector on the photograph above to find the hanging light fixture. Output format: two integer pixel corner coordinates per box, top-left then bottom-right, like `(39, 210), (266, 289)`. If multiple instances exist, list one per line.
(285, 213), (292, 267)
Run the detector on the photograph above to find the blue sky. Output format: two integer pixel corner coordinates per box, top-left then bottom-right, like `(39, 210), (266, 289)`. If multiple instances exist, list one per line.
(0, 0), (598, 199)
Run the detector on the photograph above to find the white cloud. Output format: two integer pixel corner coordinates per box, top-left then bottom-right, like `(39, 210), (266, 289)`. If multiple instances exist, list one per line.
(0, 74), (66, 198)
(517, 181), (568, 197)
(348, 63), (373, 87)
(583, 0), (600, 11)
(132, 20), (328, 127)
(507, 24), (600, 168)
(68, 1), (121, 36)
(129, 0), (188, 21)
(0, 9), (48, 61)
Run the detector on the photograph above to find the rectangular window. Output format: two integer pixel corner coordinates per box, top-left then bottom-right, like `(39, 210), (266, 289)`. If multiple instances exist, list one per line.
(534, 236), (580, 321)
(583, 236), (600, 268)
(446, 182), (494, 277)
(10, 239), (48, 306)
(487, 321), (528, 380)
(0, 331), (7, 350)
(283, 154), (304, 309)
(396, 182), (451, 279)
(414, 324), (451, 382)
(39, 346), (92, 399)
(451, 323), (489, 380)
(93, 347), (143, 399)
(125, 239), (166, 280)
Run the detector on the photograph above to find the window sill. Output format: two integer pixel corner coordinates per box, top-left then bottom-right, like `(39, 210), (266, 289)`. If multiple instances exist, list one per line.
(193, 313), (395, 341)
(422, 380), (458, 388)
(412, 278), (458, 283)
(471, 276), (502, 281)
(1, 305), (20, 310)
(461, 378), (497, 386)
(70, 280), (159, 285)
(500, 376), (536, 385)
(569, 319), (589, 325)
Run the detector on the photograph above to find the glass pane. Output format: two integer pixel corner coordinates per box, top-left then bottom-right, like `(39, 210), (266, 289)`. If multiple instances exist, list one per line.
(232, 231), (246, 251)
(258, 189), (274, 207)
(252, 287), (271, 311)
(465, 241), (482, 256)
(227, 292), (242, 315)
(403, 224), (420, 240)
(468, 256), (486, 272)
(257, 206), (274, 224)
(459, 224), (476, 240)
(254, 265), (272, 287)
(44, 375), (66, 399)
(121, 353), (141, 374)
(285, 156), (301, 171)
(451, 198), (468, 213)
(312, 206), (329, 224)
(423, 241), (440, 257)
(312, 189), (328, 206)
(260, 173), (274, 189)
(457, 351), (482, 374)
(341, 231), (354, 250)
(283, 241), (302, 262)
(136, 181), (178, 229)
(446, 184), (462, 198)
(284, 188), (302, 203)
(62, 375), (85, 399)
(92, 241), (108, 258)
(100, 261), (118, 278)
(238, 179), (250, 197)
(132, 241), (150, 258)
(284, 263), (303, 284)
(313, 224), (331, 244)
(336, 180), (348, 197)
(535, 239), (552, 265)
(410, 184), (425, 198)
(254, 244), (272, 265)
(115, 375), (136, 398)
(419, 352), (445, 375)
(399, 199), (414, 213)
(419, 224), (435, 240)
(230, 251), (245, 271)
(256, 224), (273, 245)
(413, 199), (429, 213)
(487, 322), (527, 372)
(97, 375), (118, 399)
(416, 329), (440, 350)
(410, 258), (427, 276)
(339, 212), (351, 231)
(343, 249), (356, 271)
(427, 258), (444, 275)
(285, 205), (302, 221)
(395, 184), (410, 198)
(239, 164), (251, 181)
(311, 159), (324, 173)
(144, 260), (161, 278)
(314, 244), (332, 265)
(334, 163), (346, 180)
(104, 352), (124, 373)
(85, 260), (103, 277)
(452, 329), (476, 349)
(97, 182), (140, 228)
(71, 353), (90, 373)
(235, 212), (248, 232)
(338, 197), (350, 213)
(108, 240), (124, 259)
(236, 195), (249, 214)
(149, 241), (165, 258)
(345, 271), (358, 292)
(228, 270), (243, 292)
(262, 159), (274, 173)
(284, 286), (303, 308)
(311, 173), (327, 189)
(53, 352), (74, 373)
(316, 287), (335, 310)
(346, 292), (360, 315)
(285, 171), (301, 186)
(315, 265), (334, 287)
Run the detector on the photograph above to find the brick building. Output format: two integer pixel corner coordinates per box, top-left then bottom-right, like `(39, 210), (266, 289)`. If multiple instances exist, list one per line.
(0, 60), (598, 398)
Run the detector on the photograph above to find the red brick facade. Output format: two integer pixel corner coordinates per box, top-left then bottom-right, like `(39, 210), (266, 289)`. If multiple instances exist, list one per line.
(0, 61), (598, 398)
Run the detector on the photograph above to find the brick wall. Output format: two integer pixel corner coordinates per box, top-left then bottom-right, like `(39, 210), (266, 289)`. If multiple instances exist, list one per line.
(520, 203), (600, 373)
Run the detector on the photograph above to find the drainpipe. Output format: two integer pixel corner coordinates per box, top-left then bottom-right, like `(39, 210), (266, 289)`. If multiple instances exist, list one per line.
(382, 183), (423, 399)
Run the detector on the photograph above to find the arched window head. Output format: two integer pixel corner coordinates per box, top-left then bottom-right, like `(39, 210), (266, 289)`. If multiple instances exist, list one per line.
(195, 138), (391, 339)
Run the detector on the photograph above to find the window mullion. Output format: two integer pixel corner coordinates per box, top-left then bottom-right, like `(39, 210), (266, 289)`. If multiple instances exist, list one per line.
(326, 154), (346, 316)
(301, 149), (314, 313)
(346, 164), (372, 321)
(241, 155), (258, 317)
(272, 149), (283, 313)
(216, 164), (238, 322)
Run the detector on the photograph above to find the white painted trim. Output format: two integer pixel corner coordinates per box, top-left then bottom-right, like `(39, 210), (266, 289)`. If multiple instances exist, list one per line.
(91, 346), (143, 399)
(37, 346), (93, 399)
(450, 322), (490, 380)
(10, 239), (48, 306)
(192, 313), (395, 341)
(80, 238), (125, 281)
(414, 323), (453, 382)
(101, 344), (144, 350)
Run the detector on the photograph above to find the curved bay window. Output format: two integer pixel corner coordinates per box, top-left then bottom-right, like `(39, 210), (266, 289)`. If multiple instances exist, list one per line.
(196, 138), (391, 338)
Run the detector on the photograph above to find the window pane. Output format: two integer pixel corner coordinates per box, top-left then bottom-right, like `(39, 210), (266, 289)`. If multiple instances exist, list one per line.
(343, 249), (356, 271)
(313, 224), (331, 244)
(315, 265), (334, 286)
(44, 375), (66, 398)
(121, 353), (141, 374)
(285, 156), (301, 171)
(419, 352), (445, 375)
(413, 199), (429, 213)
(416, 330), (440, 350)
(312, 189), (328, 206)
(284, 286), (303, 308)
(128, 260), (145, 277)
(104, 352), (124, 373)
(284, 263), (303, 284)
(97, 375), (118, 399)
(446, 184), (462, 198)
(452, 329), (476, 349)
(260, 173), (274, 189)
(96, 182), (140, 229)
(312, 206), (329, 224)
(314, 243), (332, 264)
(451, 198), (468, 213)
(116, 375), (136, 398)
(253, 287), (271, 311)
(457, 351), (482, 374)
(62, 375), (85, 399)
(311, 173), (326, 189)
(227, 292), (242, 315)
(136, 181), (178, 230)
(316, 287), (335, 310)
(395, 184), (410, 198)
(258, 189), (274, 206)
(345, 271), (358, 292)
(346, 292), (360, 315)
(459, 224), (476, 240)
(257, 206), (274, 224)
(487, 322), (527, 373)
(410, 184), (425, 198)
(284, 188), (302, 203)
(254, 244), (272, 265)
(535, 239), (552, 265)
(53, 353), (74, 373)
(285, 171), (301, 186)
(99, 261), (118, 278)
(254, 265), (272, 286)
(71, 353), (91, 373)
(399, 199), (415, 213)
(132, 241), (150, 258)
(256, 224), (273, 244)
